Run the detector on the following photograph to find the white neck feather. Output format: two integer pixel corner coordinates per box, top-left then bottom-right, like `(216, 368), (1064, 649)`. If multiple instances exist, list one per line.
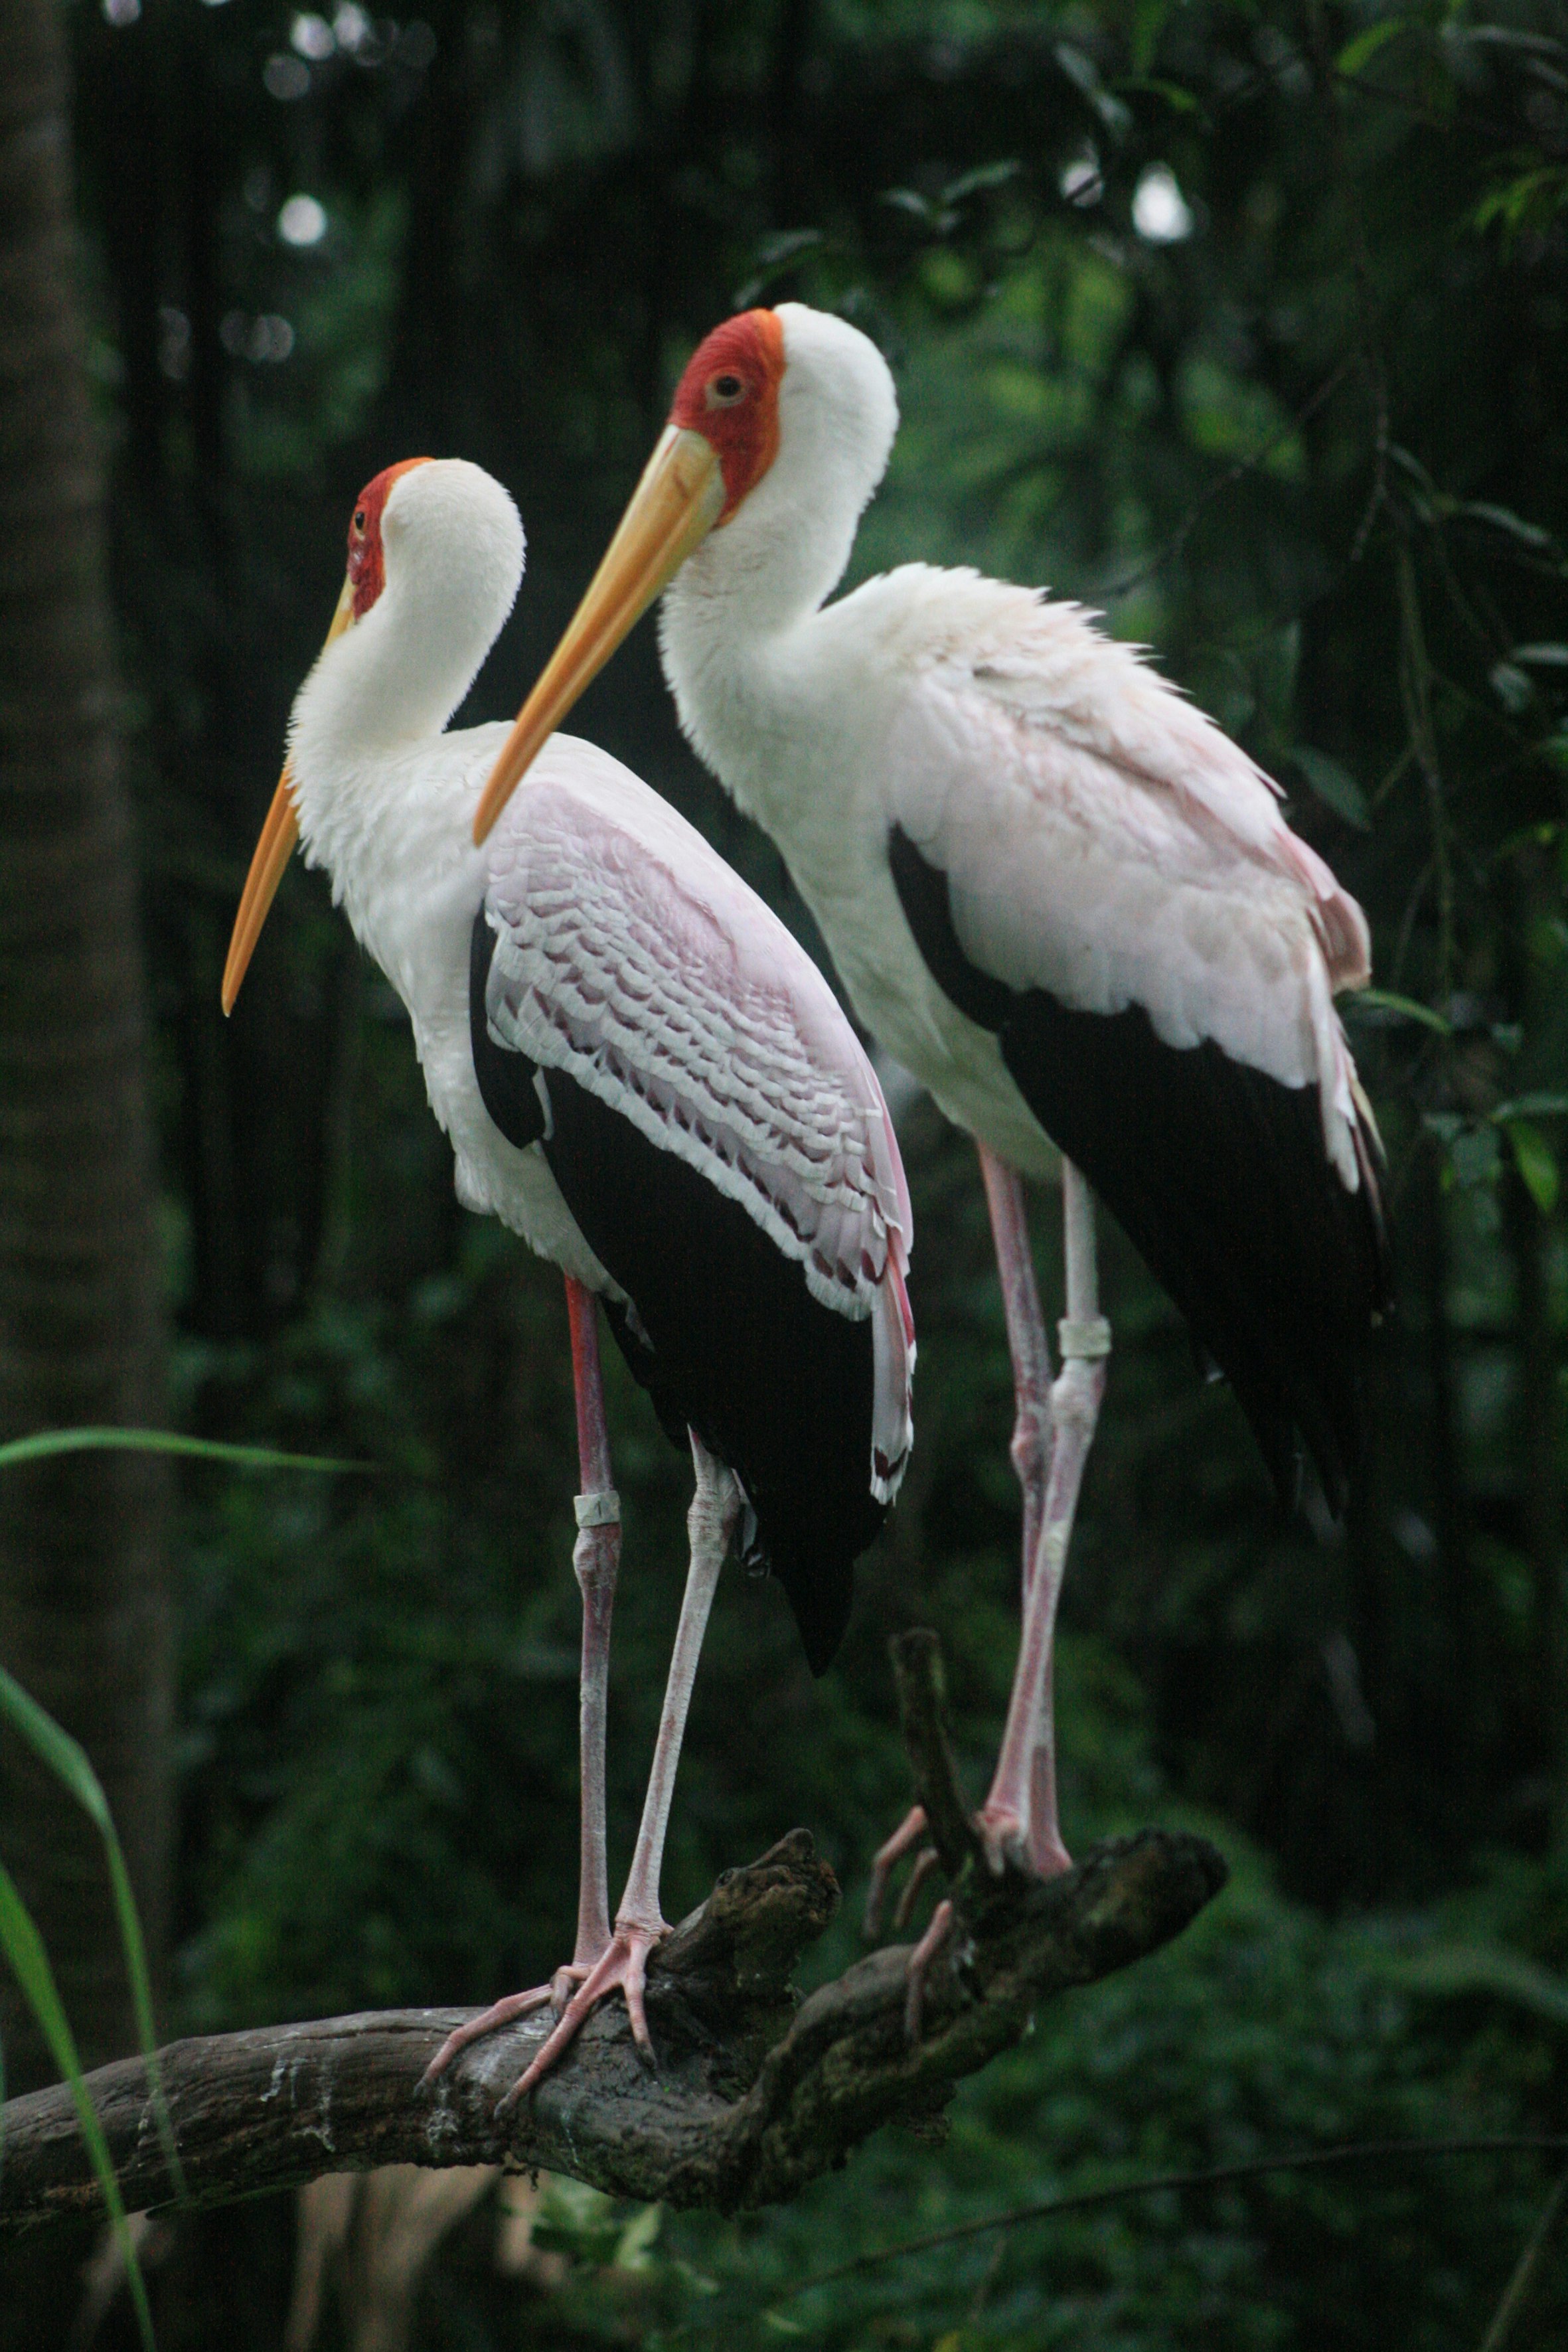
(659, 304), (897, 813)
(283, 461), (523, 965)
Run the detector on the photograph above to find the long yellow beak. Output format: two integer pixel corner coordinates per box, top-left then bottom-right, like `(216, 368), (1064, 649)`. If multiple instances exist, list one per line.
(221, 578), (356, 1014)
(472, 426), (724, 846)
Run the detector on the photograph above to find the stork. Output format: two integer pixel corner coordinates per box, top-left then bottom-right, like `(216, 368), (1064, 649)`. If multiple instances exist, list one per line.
(473, 301), (1391, 1960)
(221, 455), (914, 2096)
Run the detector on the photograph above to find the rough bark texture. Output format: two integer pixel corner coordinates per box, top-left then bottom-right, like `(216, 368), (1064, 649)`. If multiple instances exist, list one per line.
(0, 1822), (1224, 2231)
(0, 0), (171, 2086)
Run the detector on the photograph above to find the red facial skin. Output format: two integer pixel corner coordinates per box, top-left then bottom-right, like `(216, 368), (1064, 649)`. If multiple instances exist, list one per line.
(670, 310), (785, 521)
(346, 457), (431, 616)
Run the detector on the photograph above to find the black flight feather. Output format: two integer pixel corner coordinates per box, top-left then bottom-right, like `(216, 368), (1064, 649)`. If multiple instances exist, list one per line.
(888, 824), (1389, 1513)
(469, 909), (876, 1673)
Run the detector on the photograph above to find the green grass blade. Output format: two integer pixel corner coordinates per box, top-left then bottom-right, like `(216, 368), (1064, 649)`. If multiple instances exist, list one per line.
(0, 1859), (156, 2352)
(0, 1428), (367, 1476)
(1353, 988), (1452, 1034)
(0, 1667), (186, 2201)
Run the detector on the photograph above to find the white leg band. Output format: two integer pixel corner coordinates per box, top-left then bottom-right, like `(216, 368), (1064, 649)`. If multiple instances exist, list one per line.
(1057, 1316), (1112, 1361)
(574, 1489), (621, 1529)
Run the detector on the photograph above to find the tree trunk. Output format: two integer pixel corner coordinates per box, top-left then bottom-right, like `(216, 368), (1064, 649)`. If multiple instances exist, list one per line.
(0, 0), (171, 2093)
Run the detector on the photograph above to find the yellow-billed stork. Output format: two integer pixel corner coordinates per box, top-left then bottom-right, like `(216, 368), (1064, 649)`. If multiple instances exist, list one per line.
(221, 455), (913, 2095)
(471, 303), (1391, 1945)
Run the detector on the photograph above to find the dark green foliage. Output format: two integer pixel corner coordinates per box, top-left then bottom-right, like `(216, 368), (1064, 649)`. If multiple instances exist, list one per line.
(48, 0), (1568, 2341)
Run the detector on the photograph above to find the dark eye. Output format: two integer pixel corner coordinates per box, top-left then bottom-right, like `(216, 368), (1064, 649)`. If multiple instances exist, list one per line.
(707, 373), (746, 408)
(353, 509), (366, 532)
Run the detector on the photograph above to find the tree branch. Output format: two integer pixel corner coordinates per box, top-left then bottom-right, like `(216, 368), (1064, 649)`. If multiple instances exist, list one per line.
(0, 1638), (1226, 2234)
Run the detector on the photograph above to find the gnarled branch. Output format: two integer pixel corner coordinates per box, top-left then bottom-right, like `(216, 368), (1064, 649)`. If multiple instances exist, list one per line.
(0, 1638), (1226, 2233)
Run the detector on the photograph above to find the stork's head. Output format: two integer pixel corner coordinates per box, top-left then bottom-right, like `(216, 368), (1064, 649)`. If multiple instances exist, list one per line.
(222, 457), (524, 1012)
(472, 301), (898, 844)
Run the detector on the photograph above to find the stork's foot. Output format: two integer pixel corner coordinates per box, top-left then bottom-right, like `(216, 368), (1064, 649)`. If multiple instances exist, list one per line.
(418, 1959), (599, 2092)
(495, 1921), (667, 2110)
(897, 1814), (1067, 2043)
(866, 1802), (1072, 1944)
(972, 1800), (1072, 1883)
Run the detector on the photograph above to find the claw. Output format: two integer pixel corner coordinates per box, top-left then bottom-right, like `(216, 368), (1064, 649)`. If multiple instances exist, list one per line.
(497, 1921), (666, 2110)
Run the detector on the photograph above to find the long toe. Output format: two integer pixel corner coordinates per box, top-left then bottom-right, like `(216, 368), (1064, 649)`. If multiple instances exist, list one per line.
(499, 1922), (668, 2108)
(903, 1897), (957, 2043)
(419, 1983), (557, 2090)
(973, 1801), (1030, 1879)
(891, 1843), (941, 1932)
(864, 1804), (929, 1939)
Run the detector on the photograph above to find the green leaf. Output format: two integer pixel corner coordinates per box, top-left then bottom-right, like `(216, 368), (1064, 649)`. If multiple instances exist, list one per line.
(1492, 1093), (1568, 1121)
(1506, 1119), (1559, 1214)
(1131, 0), (1171, 75)
(1055, 42), (1132, 135)
(531, 2174), (625, 2265)
(615, 2201), (664, 2270)
(0, 1858), (157, 2351)
(1393, 1940), (1568, 2029)
(1488, 819), (1563, 865)
(1117, 74), (1204, 115)
(1336, 19), (1406, 76)
(1449, 1127), (1501, 1188)
(753, 229), (823, 270)
(1452, 500), (1559, 555)
(1356, 990), (1452, 1034)
(1491, 661), (1534, 714)
(1474, 165), (1568, 244)
(941, 161), (1020, 204)
(0, 1428), (367, 1476)
(1291, 747), (1370, 828)
(732, 228), (825, 307)
(0, 1667), (185, 2202)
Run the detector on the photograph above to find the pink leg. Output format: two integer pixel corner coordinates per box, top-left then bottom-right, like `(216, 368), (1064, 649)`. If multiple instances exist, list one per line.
(501, 1432), (740, 2104)
(979, 1144), (1055, 1585)
(976, 1160), (1107, 1877)
(422, 1277), (620, 2088)
(865, 1143), (1056, 1938)
(563, 1277), (617, 1970)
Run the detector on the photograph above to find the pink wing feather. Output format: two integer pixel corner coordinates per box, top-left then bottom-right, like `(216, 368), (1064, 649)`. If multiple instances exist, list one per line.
(862, 567), (1374, 1186)
(482, 738), (914, 1497)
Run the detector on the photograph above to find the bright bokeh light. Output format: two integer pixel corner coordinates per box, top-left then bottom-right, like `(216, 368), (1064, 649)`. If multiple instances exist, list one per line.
(1059, 143), (1102, 207)
(291, 12), (335, 58)
(1133, 164), (1194, 244)
(264, 53), (311, 99)
(277, 195), (329, 248)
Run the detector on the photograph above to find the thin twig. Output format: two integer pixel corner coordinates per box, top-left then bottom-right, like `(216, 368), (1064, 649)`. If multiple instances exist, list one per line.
(1389, 852), (1435, 997)
(1395, 536), (1457, 1000)
(761, 2136), (1568, 2305)
(1476, 2161), (1568, 2352)
(1306, 2), (1391, 563)
(1101, 356), (1356, 603)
